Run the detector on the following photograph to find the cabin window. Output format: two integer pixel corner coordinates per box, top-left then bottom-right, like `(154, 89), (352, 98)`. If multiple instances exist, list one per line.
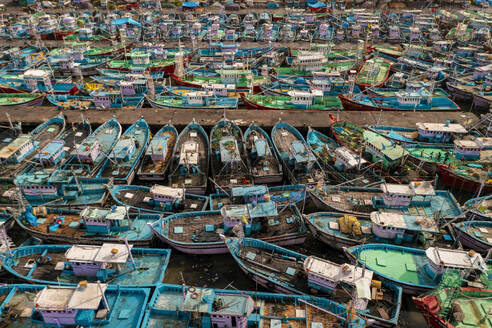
(232, 316), (237, 327)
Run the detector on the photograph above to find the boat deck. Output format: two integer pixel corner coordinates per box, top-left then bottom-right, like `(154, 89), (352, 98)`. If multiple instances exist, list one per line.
(139, 131), (176, 175)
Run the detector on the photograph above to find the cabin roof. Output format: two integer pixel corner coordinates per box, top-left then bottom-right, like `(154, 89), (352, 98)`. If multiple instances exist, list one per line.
(231, 185), (268, 197)
(416, 122), (467, 133)
(37, 139), (65, 160)
(66, 243), (132, 264)
(370, 212), (439, 233)
(150, 185), (184, 198)
(454, 139), (481, 148)
(80, 206), (127, 221)
(0, 135), (32, 159)
(179, 141), (199, 166)
(380, 181), (435, 196)
(147, 135), (170, 155)
(35, 284), (107, 311)
(23, 69), (50, 78)
(425, 247), (487, 271)
(221, 201), (278, 219)
(334, 147), (366, 167)
(363, 131), (407, 160)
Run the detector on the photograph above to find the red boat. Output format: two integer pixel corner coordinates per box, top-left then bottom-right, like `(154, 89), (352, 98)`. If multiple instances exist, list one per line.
(53, 29), (76, 40)
(437, 164), (492, 194)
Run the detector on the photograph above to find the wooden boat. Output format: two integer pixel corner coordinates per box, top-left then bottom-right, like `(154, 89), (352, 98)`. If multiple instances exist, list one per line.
(0, 114), (66, 181)
(271, 120), (326, 185)
(110, 184), (208, 214)
(167, 119), (209, 195)
(307, 127), (383, 187)
(437, 162), (492, 194)
(47, 93), (145, 110)
(209, 184), (307, 210)
(356, 57), (392, 89)
(0, 70), (79, 95)
(57, 117), (122, 178)
(452, 221), (492, 254)
(225, 237), (402, 327)
(209, 116), (253, 192)
(148, 92), (238, 109)
(307, 181), (463, 219)
(0, 283), (150, 328)
(137, 123), (178, 181)
(241, 91), (342, 111)
(97, 117), (150, 184)
(344, 244), (489, 294)
(0, 243), (171, 287)
(243, 122), (283, 184)
(462, 194), (492, 221)
(141, 284), (366, 328)
(0, 93), (45, 107)
(15, 206), (158, 246)
(149, 203), (307, 255)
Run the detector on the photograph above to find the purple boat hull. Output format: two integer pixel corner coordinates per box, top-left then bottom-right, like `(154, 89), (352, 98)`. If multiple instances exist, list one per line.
(452, 223), (490, 254)
(304, 216), (359, 250)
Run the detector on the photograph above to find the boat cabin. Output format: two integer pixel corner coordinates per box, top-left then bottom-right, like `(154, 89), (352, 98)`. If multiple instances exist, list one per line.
(150, 185), (185, 211)
(203, 83), (236, 97)
(130, 52), (151, 66)
(216, 70), (251, 84)
(78, 27), (93, 40)
(146, 135), (170, 162)
(0, 135), (34, 164)
(388, 25), (400, 40)
(119, 79), (147, 96)
(292, 54), (326, 72)
(80, 206), (129, 235)
(370, 211), (439, 243)
(35, 139), (66, 166)
(32, 283), (109, 326)
(363, 131), (408, 170)
(334, 146), (366, 171)
(64, 243), (133, 281)
(220, 201), (278, 235)
(288, 140), (315, 172)
(425, 247), (487, 277)
(110, 135), (136, 162)
(91, 91), (120, 109)
(454, 139), (484, 160)
(374, 181), (435, 209)
(288, 90), (323, 109)
(23, 69), (52, 92)
(75, 136), (101, 163)
(185, 91), (215, 106)
(218, 136), (241, 164)
(416, 121), (467, 143)
(231, 185), (269, 205)
(473, 63), (492, 81)
(409, 26), (420, 41)
(178, 141), (200, 175)
(303, 256), (374, 310)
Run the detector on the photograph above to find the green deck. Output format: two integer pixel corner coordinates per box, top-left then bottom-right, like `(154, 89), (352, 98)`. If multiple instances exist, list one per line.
(356, 58), (390, 86)
(247, 94), (342, 110)
(0, 94), (39, 105)
(108, 59), (175, 69)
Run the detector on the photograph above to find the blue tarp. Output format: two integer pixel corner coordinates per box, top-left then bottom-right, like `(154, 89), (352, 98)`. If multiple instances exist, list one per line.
(111, 17), (141, 27)
(308, 1), (326, 7)
(182, 1), (199, 7)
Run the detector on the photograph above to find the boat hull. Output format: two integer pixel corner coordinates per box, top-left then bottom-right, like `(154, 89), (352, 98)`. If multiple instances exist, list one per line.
(452, 223), (490, 253)
(445, 82), (473, 102)
(304, 215), (359, 250)
(339, 94), (459, 112)
(437, 164), (492, 194)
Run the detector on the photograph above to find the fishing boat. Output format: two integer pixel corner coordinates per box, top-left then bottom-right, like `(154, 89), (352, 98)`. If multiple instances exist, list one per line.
(167, 119), (209, 195)
(243, 122), (283, 184)
(413, 271), (491, 328)
(110, 184), (208, 214)
(0, 93), (45, 107)
(209, 184), (308, 210)
(137, 123), (177, 181)
(0, 283), (150, 328)
(304, 210), (455, 250)
(141, 284), (366, 328)
(97, 117), (149, 184)
(226, 237), (402, 327)
(241, 90), (342, 111)
(437, 159), (492, 194)
(147, 91), (238, 109)
(149, 203), (307, 254)
(271, 120), (326, 185)
(209, 116), (253, 192)
(0, 69), (79, 95)
(344, 244), (489, 294)
(308, 181), (463, 219)
(0, 114), (66, 181)
(56, 117), (121, 178)
(307, 127), (382, 187)
(452, 221), (492, 254)
(0, 243), (171, 287)
(47, 92), (145, 110)
(15, 205), (158, 246)
(107, 52), (176, 74)
(356, 57), (392, 89)
(463, 194), (492, 221)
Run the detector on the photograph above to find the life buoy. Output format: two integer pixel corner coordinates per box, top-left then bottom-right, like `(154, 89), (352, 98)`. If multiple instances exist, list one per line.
(191, 292), (199, 299)
(188, 286), (196, 293)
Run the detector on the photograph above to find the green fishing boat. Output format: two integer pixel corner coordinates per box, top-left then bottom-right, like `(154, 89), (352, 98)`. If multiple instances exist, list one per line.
(356, 57), (392, 88)
(241, 91), (342, 111)
(276, 60), (358, 77)
(0, 93), (45, 107)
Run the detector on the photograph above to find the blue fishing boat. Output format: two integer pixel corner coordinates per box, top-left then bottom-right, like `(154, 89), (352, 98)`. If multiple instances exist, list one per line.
(452, 221), (492, 254)
(150, 203), (307, 255)
(307, 127), (383, 187)
(209, 184), (307, 210)
(47, 92), (145, 110)
(345, 244), (489, 294)
(137, 122), (178, 181)
(167, 119), (210, 195)
(308, 181), (463, 220)
(15, 206), (158, 246)
(0, 114), (66, 181)
(57, 117), (121, 178)
(463, 194), (492, 221)
(141, 284), (366, 328)
(210, 116), (253, 192)
(244, 122), (283, 184)
(271, 119), (326, 185)
(0, 283), (150, 328)
(0, 243), (171, 287)
(226, 237), (402, 327)
(0, 69), (79, 95)
(97, 117), (150, 184)
(110, 184), (208, 214)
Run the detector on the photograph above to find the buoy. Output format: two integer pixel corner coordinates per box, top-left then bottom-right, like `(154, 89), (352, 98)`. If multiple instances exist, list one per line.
(111, 248), (119, 255)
